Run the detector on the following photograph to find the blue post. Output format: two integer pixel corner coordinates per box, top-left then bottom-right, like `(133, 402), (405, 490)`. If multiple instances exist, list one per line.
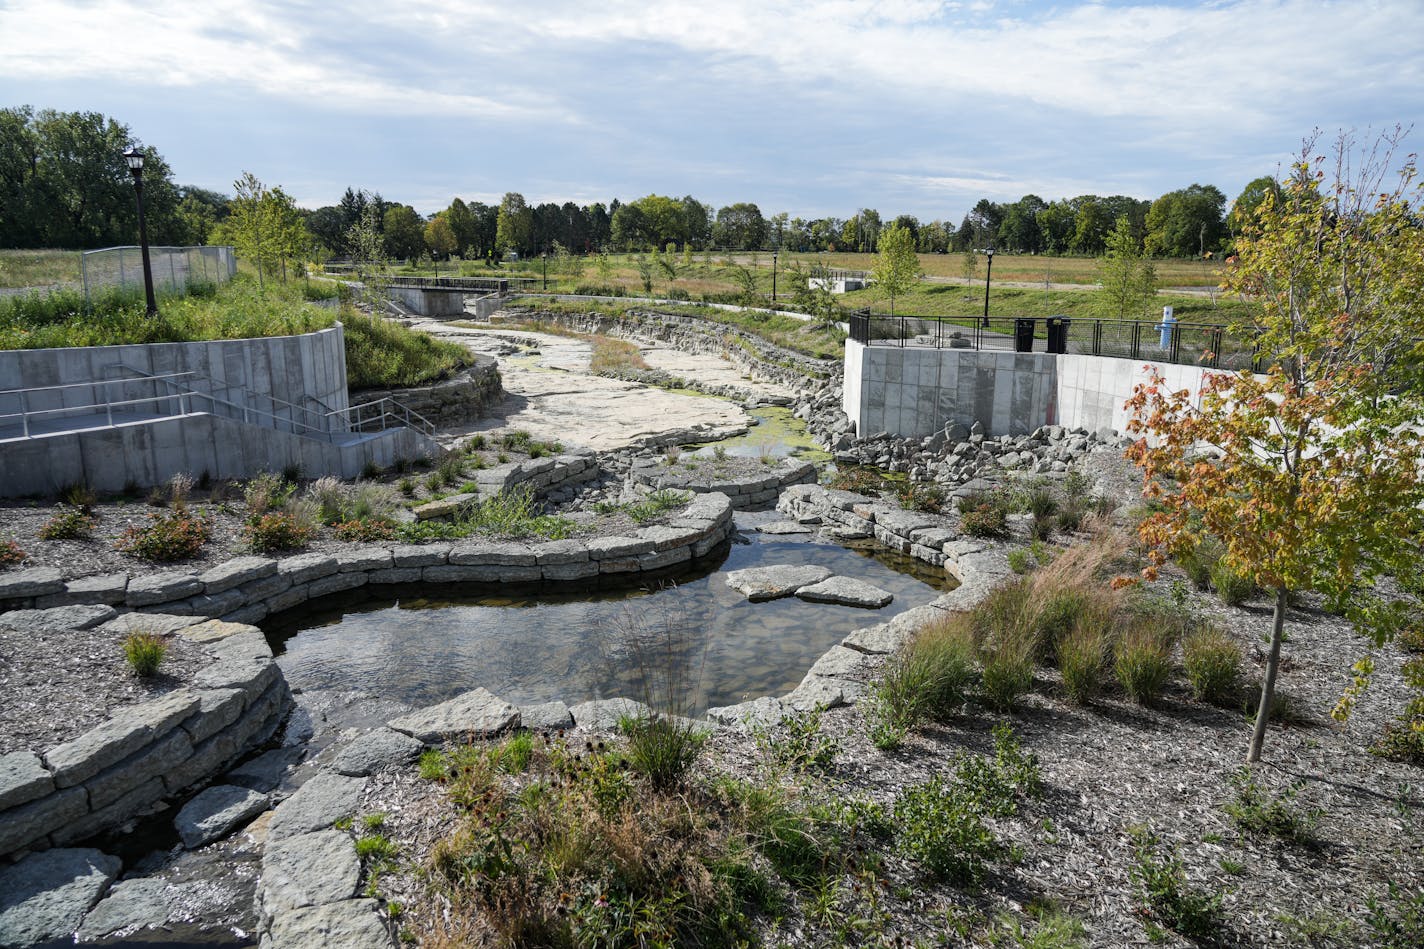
(1158, 306), (1176, 348)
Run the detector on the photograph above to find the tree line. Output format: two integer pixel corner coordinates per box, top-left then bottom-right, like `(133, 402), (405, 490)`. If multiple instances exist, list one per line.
(1, 105), (1277, 263)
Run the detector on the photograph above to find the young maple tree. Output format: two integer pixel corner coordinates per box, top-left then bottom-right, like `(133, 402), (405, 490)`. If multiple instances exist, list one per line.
(1125, 128), (1424, 763)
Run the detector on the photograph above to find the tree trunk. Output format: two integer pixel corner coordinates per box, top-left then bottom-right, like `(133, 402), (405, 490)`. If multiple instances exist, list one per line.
(1247, 586), (1289, 762)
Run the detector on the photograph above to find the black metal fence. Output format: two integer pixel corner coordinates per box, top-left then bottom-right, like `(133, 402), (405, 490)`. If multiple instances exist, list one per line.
(846, 310), (1257, 371)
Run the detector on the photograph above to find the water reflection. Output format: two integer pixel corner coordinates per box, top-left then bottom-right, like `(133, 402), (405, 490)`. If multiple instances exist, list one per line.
(265, 524), (953, 716)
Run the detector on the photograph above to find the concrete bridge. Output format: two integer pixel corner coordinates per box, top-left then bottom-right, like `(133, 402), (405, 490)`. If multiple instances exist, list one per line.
(364, 274), (537, 318)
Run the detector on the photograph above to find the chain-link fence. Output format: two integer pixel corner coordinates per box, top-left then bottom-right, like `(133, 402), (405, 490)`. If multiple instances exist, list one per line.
(81, 246), (236, 303)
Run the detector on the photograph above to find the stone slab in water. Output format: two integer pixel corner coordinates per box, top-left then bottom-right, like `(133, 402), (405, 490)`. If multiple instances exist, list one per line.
(796, 576), (894, 609)
(755, 521), (814, 535)
(388, 688), (520, 744)
(332, 728), (424, 777)
(0, 847), (120, 947)
(724, 564), (832, 601)
(226, 746), (303, 792)
(76, 877), (173, 940)
(175, 784), (270, 849)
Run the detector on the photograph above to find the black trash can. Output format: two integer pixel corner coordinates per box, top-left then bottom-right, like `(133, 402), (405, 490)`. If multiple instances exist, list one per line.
(1014, 318), (1036, 353)
(1046, 316), (1071, 354)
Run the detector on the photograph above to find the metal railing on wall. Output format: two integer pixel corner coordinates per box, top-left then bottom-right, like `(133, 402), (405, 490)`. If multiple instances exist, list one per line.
(848, 311), (1254, 372)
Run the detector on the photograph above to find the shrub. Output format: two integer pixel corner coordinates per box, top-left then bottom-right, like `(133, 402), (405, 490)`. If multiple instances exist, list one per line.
(60, 482), (98, 508)
(960, 489), (1012, 538)
(620, 714), (706, 791)
(123, 631), (167, 677)
(1371, 658), (1424, 765)
(38, 506), (97, 540)
(893, 774), (1000, 886)
(895, 481), (947, 514)
(1058, 624), (1110, 705)
(1114, 622), (1175, 705)
(1007, 548), (1033, 574)
(333, 518), (398, 542)
(1183, 626), (1242, 705)
(1128, 828), (1226, 941)
(244, 511), (317, 553)
(1223, 768), (1321, 843)
(1210, 558), (1259, 606)
(243, 471), (295, 516)
(0, 539), (24, 568)
(826, 466), (885, 495)
(953, 723), (1043, 818)
(115, 510), (210, 561)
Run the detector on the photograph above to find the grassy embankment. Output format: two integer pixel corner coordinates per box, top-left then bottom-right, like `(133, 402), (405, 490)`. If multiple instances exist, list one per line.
(0, 249), (83, 289)
(0, 275), (467, 390)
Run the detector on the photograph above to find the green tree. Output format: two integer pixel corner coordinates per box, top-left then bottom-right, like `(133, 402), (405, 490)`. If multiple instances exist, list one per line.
(214, 174), (309, 285)
(1100, 216), (1154, 317)
(424, 214), (457, 260)
(495, 192), (533, 257)
(1071, 197), (1110, 254)
(1125, 129), (1424, 763)
(382, 205), (425, 261)
(445, 198), (478, 256)
(1144, 184), (1227, 257)
(712, 203), (767, 250)
(346, 203), (385, 268)
(871, 222), (920, 317)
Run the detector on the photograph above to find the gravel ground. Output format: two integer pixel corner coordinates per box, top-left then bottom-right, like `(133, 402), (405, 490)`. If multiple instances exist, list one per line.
(0, 619), (213, 755)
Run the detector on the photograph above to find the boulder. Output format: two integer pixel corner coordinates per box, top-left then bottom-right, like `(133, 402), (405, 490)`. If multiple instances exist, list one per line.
(387, 688), (519, 744)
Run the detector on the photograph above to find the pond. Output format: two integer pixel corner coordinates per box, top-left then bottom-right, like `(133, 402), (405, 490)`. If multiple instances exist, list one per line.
(263, 513), (951, 716)
(688, 405), (831, 463)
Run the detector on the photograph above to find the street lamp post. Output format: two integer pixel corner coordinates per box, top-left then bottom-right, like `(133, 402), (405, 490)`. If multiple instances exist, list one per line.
(542, 249), (548, 291)
(123, 147), (159, 316)
(980, 246), (994, 328)
(772, 251), (778, 302)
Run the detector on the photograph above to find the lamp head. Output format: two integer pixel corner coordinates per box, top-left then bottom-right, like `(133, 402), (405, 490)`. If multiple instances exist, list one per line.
(123, 147), (144, 175)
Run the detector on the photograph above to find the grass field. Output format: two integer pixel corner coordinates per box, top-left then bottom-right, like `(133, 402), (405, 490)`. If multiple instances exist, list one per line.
(0, 249), (83, 289)
(839, 282), (1252, 324)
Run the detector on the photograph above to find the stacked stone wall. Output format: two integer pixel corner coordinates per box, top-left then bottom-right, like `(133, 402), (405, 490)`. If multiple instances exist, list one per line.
(0, 619), (288, 860)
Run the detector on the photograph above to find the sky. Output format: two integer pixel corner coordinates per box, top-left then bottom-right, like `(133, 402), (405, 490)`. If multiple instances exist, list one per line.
(1, 0), (1420, 221)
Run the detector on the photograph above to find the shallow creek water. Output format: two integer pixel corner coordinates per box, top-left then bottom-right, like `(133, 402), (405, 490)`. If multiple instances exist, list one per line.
(264, 514), (952, 716)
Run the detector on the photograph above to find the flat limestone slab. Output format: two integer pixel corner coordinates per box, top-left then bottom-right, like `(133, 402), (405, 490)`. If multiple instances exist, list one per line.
(267, 773), (366, 842)
(332, 728), (424, 777)
(175, 785), (270, 848)
(755, 521), (814, 535)
(0, 848), (121, 947)
(387, 688), (520, 744)
(265, 898), (393, 949)
(724, 564), (832, 601)
(795, 576), (894, 609)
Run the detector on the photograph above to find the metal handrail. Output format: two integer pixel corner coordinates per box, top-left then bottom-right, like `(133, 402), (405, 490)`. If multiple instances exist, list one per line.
(2, 366), (436, 441)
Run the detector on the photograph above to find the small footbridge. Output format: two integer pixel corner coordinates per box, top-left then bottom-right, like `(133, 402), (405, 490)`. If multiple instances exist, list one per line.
(362, 274), (538, 319)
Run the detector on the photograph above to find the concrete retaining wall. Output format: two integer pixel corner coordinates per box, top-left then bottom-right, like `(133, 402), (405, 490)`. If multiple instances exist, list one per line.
(350, 356), (502, 429)
(0, 493), (737, 626)
(0, 412), (435, 497)
(629, 458), (818, 509)
(385, 286), (466, 317)
(0, 326), (349, 421)
(844, 340), (1222, 437)
(0, 618), (289, 859)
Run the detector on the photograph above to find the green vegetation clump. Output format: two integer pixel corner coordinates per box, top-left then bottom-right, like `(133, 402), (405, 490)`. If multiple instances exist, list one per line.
(38, 506), (96, 540)
(620, 714), (707, 791)
(867, 614), (977, 749)
(122, 631), (167, 677)
(244, 510), (317, 553)
(0, 539), (24, 568)
(1128, 827), (1226, 942)
(1057, 624), (1111, 705)
(1183, 626), (1242, 705)
(115, 510), (210, 561)
(960, 488), (1013, 538)
(751, 705), (840, 773)
(399, 486), (575, 542)
(1223, 768), (1321, 843)
(1114, 621), (1175, 706)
